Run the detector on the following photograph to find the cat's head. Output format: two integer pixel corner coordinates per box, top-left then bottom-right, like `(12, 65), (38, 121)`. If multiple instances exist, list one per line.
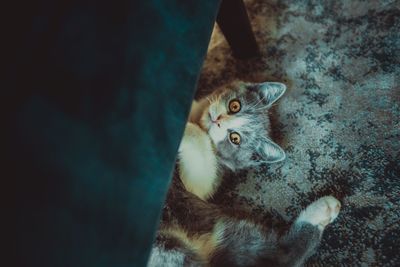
(199, 81), (286, 170)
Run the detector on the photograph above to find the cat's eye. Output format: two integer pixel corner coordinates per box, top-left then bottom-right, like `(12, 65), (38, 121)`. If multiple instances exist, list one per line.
(228, 99), (241, 113)
(229, 132), (241, 145)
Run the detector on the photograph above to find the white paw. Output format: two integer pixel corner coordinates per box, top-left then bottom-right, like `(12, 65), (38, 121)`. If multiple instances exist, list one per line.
(178, 123), (207, 152)
(296, 196), (341, 230)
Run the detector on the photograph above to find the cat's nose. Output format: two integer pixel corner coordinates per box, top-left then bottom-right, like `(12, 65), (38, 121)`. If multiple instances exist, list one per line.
(210, 113), (221, 122)
(209, 113), (223, 128)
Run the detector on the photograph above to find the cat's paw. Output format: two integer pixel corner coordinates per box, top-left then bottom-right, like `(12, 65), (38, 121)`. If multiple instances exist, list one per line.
(296, 196), (341, 230)
(179, 122), (211, 153)
(182, 122), (205, 138)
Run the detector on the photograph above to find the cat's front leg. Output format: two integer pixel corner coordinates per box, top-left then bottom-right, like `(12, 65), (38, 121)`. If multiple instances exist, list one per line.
(178, 122), (220, 200)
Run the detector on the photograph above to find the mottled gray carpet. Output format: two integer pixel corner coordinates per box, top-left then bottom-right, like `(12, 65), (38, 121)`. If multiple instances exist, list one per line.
(196, 0), (399, 266)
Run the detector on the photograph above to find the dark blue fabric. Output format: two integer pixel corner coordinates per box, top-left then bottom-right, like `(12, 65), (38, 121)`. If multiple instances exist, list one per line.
(9, 1), (220, 266)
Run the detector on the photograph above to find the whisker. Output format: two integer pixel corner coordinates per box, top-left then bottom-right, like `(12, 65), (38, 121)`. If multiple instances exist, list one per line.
(247, 95), (267, 111)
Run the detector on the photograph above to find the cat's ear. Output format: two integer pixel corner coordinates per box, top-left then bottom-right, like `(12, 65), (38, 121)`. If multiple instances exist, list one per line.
(255, 82), (286, 106)
(258, 139), (286, 163)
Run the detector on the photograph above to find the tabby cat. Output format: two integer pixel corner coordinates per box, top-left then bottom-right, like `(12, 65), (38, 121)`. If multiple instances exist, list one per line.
(148, 81), (341, 267)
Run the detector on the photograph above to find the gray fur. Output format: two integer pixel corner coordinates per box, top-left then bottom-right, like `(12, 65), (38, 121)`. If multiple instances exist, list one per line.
(148, 232), (204, 267)
(213, 82), (286, 170)
(147, 247), (186, 267)
(210, 220), (321, 267)
(150, 82), (336, 267)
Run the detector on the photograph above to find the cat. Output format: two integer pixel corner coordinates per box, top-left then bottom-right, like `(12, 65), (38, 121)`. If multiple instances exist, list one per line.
(147, 81), (341, 267)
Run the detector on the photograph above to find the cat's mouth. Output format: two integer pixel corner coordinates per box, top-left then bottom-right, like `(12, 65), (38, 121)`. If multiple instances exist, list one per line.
(201, 113), (222, 133)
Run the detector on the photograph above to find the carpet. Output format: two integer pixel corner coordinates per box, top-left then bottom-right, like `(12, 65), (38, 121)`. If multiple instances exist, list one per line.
(196, 0), (400, 265)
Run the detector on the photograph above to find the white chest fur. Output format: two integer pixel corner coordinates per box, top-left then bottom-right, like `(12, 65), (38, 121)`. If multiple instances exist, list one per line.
(178, 122), (220, 200)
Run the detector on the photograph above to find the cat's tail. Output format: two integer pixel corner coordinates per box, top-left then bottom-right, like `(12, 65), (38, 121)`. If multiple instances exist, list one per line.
(209, 196), (341, 267)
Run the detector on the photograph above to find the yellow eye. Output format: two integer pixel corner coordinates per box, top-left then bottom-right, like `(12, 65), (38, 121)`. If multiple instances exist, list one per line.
(229, 99), (241, 113)
(229, 132), (241, 145)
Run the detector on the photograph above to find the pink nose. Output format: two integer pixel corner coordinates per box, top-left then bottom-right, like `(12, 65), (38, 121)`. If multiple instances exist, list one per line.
(209, 113), (223, 127)
(211, 114), (223, 123)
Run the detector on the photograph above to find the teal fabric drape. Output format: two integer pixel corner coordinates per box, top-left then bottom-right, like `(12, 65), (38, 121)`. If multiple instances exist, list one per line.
(9, 1), (220, 266)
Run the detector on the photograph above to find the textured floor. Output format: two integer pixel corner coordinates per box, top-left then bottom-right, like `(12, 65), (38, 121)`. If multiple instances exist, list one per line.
(197, 0), (400, 266)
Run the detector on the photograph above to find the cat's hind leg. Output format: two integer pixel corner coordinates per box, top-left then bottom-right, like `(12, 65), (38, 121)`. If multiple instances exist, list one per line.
(296, 196), (341, 231)
(209, 196), (341, 267)
(276, 196), (341, 267)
